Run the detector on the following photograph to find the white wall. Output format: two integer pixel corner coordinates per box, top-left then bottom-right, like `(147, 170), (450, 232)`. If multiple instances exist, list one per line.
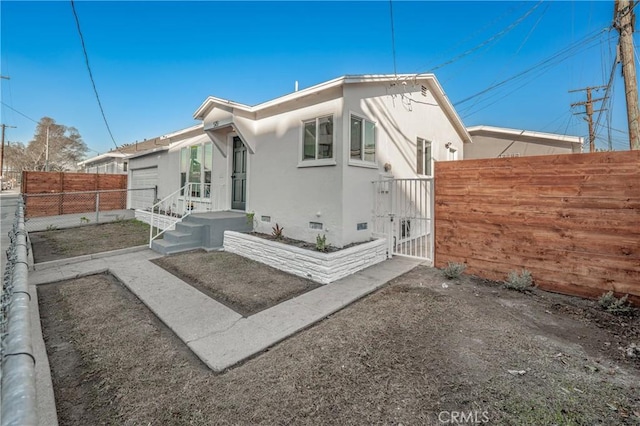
(465, 133), (581, 159)
(242, 95), (346, 246)
(339, 81), (464, 246)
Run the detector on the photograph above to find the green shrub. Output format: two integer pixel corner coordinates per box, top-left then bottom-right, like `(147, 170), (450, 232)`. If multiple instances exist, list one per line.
(598, 291), (632, 315)
(246, 212), (255, 226)
(443, 262), (466, 279)
(505, 269), (533, 292)
(316, 234), (328, 252)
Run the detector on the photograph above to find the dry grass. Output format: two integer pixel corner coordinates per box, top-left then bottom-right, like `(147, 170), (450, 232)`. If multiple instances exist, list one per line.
(38, 267), (640, 425)
(152, 251), (320, 316)
(30, 220), (149, 263)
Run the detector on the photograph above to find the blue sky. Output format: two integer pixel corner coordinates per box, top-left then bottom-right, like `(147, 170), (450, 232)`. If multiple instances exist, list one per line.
(0, 1), (633, 155)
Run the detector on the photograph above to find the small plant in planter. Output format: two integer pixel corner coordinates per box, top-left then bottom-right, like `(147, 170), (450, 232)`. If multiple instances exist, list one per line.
(504, 269), (534, 292)
(598, 291), (632, 315)
(246, 212), (255, 226)
(271, 223), (284, 240)
(316, 234), (328, 252)
(442, 262), (466, 280)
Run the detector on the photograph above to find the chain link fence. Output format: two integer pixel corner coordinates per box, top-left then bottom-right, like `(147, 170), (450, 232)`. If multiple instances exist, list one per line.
(1, 197), (37, 425)
(23, 188), (156, 232)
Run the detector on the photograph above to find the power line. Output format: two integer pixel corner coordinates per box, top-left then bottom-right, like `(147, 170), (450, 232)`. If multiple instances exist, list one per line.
(0, 101), (38, 124)
(410, 1), (527, 75)
(70, 0), (120, 152)
(414, 0), (544, 77)
(454, 27), (608, 108)
(462, 3), (550, 115)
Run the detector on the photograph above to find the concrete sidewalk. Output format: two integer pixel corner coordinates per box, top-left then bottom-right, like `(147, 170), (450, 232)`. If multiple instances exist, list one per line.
(30, 249), (422, 371)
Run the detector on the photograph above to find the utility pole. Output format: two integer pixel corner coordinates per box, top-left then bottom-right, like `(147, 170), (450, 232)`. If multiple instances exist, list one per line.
(45, 126), (50, 172)
(0, 124), (17, 181)
(614, 0), (640, 149)
(570, 86), (606, 152)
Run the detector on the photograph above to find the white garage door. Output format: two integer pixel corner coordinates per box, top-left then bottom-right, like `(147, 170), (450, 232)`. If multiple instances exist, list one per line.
(130, 167), (158, 210)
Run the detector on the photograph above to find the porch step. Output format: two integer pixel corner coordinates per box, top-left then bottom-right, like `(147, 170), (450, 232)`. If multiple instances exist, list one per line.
(175, 222), (205, 234)
(163, 231), (194, 244)
(151, 238), (202, 255)
(149, 211), (252, 255)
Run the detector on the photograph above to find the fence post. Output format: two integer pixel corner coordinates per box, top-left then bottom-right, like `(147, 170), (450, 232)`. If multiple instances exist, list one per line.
(95, 191), (100, 223)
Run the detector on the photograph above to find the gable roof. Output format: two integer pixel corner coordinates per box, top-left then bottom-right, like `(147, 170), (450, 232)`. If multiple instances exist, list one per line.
(194, 74), (471, 144)
(80, 124), (203, 165)
(468, 125), (583, 145)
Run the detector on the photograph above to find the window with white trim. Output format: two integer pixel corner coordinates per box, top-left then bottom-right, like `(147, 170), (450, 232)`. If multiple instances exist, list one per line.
(350, 115), (376, 163)
(302, 115), (333, 161)
(417, 138), (432, 176)
(180, 142), (213, 198)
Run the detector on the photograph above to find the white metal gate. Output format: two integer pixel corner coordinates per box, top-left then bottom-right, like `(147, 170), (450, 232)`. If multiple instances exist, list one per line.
(372, 178), (434, 262)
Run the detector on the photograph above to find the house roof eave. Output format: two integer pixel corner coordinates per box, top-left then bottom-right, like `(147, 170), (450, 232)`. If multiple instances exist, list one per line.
(468, 125), (584, 145)
(422, 75), (472, 144)
(78, 152), (128, 166)
(192, 74), (472, 145)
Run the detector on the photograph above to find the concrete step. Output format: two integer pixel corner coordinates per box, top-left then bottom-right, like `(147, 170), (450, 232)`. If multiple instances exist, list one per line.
(151, 238), (202, 255)
(175, 222), (205, 235)
(163, 230), (198, 244)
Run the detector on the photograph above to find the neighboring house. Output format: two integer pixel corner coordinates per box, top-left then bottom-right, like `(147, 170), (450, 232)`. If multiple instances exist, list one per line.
(78, 133), (178, 174)
(78, 152), (128, 174)
(465, 125), (583, 159)
(129, 74), (471, 249)
(127, 124), (204, 209)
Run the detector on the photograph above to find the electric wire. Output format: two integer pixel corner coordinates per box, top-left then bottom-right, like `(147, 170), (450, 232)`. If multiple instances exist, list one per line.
(454, 28), (608, 109)
(0, 101), (38, 124)
(462, 3), (549, 116)
(70, 0), (120, 152)
(410, 1), (528, 75)
(412, 0), (544, 77)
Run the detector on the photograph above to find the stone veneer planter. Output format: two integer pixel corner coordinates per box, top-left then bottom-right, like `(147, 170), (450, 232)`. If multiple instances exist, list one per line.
(224, 231), (388, 284)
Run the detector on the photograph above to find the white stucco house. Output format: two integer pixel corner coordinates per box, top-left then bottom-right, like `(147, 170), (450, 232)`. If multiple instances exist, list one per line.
(78, 152), (128, 174)
(465, 125), (583, 159)
(129, 74), (470, 254)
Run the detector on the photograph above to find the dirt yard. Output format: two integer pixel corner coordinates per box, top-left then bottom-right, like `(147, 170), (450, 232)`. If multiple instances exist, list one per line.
(38, 265), (639, 425)
(152, 251), (320, 316)
(29, 220), (150, 263)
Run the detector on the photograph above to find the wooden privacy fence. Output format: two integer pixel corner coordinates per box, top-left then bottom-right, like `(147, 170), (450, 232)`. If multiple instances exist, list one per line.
(434, 150), (640, 305)
(22, 171), (127, 218)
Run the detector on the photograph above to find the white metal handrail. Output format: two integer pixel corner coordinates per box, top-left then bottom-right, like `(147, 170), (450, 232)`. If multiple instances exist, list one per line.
(148, 183), (194, 247)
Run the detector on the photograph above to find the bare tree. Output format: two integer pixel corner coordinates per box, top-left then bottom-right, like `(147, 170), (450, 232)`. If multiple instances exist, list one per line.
(12, 117), (88, 172)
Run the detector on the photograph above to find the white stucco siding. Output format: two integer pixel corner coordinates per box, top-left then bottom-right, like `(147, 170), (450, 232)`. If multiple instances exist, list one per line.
(339, 82), (463, 245)
(248, 97), (346, 247)
(202, 106), (234, 129)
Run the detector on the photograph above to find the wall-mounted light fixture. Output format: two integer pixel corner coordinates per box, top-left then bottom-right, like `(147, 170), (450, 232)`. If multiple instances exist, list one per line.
(445, 142), (452, 149)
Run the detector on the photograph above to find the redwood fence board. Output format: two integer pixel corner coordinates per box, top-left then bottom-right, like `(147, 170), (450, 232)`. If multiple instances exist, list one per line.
(434, 150), (640, 305)
(22, 172), (128, 218)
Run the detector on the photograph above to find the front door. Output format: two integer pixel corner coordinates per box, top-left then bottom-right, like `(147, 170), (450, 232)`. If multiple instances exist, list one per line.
(231, 136), (247, 210)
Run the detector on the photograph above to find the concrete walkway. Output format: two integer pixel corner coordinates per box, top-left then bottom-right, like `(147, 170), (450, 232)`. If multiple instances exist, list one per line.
(30, 249), (422, 371)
